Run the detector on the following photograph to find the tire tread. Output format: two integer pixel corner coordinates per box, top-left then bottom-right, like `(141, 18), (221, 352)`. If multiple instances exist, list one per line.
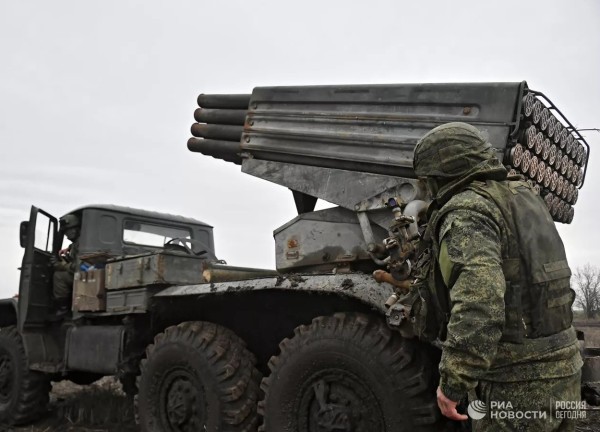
(259, 312), (440, 431)
(135, 321), (261, 431)
(0, 326), (50, 426)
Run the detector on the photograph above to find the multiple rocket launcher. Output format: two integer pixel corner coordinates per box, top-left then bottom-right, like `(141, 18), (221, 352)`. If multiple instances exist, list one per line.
(507, 93), (589, 223)
(188, 82), (589, 224)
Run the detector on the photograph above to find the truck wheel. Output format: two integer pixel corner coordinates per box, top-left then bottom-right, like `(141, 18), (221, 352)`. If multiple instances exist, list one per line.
(0, 326), (50, 425)
(259, 312), (441, 432)
(135, 321), (261, 432)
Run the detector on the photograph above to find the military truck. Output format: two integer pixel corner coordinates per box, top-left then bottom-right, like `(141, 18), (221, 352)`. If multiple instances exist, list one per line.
(0, 82), (592, 432)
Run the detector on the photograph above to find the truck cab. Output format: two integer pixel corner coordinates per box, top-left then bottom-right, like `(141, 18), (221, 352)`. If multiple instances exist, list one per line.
(0, 204), (217, 425)
(14, 204), (215, 329)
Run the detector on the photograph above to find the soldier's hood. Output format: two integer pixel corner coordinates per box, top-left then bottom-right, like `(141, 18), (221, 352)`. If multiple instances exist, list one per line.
(432, 158), (508, 206)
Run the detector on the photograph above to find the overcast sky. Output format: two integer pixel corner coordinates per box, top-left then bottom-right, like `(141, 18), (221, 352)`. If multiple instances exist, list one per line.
(0, 1), (598, 298)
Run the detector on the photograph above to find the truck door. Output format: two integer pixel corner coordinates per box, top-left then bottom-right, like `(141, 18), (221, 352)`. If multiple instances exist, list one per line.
(18, 206), (59, 330)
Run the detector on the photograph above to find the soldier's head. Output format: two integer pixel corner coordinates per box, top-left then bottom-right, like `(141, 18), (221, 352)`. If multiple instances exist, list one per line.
(59, 214), (80, 241)
(413, 122), (501, 196)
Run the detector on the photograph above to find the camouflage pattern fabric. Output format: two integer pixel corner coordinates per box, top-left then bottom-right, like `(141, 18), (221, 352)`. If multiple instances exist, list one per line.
(434, 192), (581, 401)
(413, 122), (502, 179)
(53, 270), (73, 300)
(53, 240), (79, 300)
(472, 370), (581, 431)
(412, 122), (582, 412)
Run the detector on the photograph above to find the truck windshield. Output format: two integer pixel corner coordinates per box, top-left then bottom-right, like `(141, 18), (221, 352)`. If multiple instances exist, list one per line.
(123, 220), (191, 248)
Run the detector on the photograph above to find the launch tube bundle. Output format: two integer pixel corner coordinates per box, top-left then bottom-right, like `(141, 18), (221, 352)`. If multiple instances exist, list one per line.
(188, 82), (589, 224)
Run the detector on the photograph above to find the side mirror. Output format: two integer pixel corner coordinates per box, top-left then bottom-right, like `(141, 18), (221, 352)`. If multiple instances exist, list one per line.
(19, 221), (29, 248)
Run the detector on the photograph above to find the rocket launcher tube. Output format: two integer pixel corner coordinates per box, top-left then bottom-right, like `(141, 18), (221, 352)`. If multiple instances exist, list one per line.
(187, 138), (242, 165)
(194, 108), (247, 126)
(190, 83), (590, 224)
(196, 94), (251, 109)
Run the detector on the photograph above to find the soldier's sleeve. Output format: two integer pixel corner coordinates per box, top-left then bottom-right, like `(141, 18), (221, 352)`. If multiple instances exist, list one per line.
(437, 208), (505, 402)
(67, 242), (78, 274)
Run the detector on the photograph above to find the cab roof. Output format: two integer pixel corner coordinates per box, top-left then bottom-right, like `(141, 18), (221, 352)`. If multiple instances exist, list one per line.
(66, 204), (213, 228)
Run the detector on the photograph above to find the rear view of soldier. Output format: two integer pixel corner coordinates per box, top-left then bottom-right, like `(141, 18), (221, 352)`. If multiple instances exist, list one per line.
(51, 214), (79, 317)
(413, 122), (583, 431)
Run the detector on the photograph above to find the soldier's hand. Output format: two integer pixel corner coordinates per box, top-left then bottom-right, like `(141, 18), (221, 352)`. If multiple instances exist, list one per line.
(437, 387), (468, 421)
(50, 255), (67, 271)
(59, 248), (73, 263)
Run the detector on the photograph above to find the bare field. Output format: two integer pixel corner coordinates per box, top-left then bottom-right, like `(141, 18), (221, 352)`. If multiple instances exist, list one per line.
(5, 326), (600, 432)
(7, 378), (135, 432)
(575, 321), (600, 348)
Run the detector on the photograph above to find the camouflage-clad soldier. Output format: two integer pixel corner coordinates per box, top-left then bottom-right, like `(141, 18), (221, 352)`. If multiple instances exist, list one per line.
(51, 214), (80, 316)
(413, 122), (583, 431)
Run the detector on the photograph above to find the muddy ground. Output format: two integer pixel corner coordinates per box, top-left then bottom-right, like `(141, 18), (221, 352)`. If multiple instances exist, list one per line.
(2, 377), (598, 432)
(9, 378), (136, 432)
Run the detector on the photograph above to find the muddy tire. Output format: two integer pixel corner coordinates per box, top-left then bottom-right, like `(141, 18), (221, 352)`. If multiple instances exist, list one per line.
(259, 312), (442, 432)
(135, 321), (261, 432)
(0, 326), (50, 426)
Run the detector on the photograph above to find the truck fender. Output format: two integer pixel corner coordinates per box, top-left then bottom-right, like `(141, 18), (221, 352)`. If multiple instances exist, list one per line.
(155, 273), (394, 312)
(0, 298), (19, 327)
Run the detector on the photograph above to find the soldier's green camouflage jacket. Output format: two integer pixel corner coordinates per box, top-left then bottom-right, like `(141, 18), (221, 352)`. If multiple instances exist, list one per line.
(52, 240), (79, 300)
(424, 158), (583, 403)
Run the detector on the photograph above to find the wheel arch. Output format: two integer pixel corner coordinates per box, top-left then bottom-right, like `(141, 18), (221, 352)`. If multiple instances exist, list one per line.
(151, 274), (393, 373)
(0, 298), (19, 328)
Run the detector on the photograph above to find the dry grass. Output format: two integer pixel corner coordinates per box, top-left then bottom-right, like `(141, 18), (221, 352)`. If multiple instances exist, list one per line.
(584, 329), (600, 348)
(575, 320), (600, 431)
(8, 377), (135, 432)
(576, 408), (600, 432)
(574, 320), (600, 348)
